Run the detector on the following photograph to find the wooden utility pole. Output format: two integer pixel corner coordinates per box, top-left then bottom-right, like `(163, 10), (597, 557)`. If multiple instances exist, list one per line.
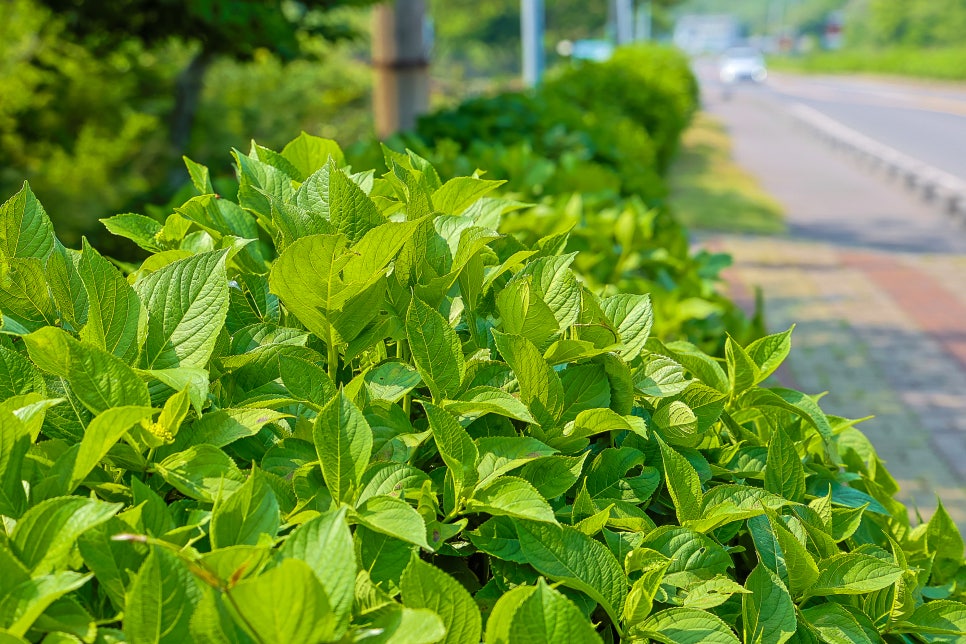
(372, 0), (430, 138)
(521, 0), (545, 87)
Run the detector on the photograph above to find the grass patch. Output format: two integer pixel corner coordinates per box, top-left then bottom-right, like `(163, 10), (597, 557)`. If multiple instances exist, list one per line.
(768, 48), (966, 82)
(669, 112), (785, 234)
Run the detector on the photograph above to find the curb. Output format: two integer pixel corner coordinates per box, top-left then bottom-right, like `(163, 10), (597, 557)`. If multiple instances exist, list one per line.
(789, 103), (966, 218)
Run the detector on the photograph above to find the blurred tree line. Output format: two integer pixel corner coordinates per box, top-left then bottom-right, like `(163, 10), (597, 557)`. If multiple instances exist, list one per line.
(428, 0), (681, 100)
(845, 0), (966, 48)
(0, 0), (377, 250)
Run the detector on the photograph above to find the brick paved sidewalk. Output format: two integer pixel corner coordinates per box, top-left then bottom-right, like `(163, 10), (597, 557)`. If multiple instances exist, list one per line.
(698, 87), (966, 527)
(711, 235), (966, 525)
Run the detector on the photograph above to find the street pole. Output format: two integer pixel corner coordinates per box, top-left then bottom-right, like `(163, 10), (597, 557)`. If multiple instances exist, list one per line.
(614, 0), (634, 45)
(636, 0), (652, 41)
(372, 0), (430, 138)
(521, 0), (544, 87)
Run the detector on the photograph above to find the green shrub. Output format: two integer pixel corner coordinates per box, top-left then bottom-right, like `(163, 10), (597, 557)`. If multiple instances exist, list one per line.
(1, 136), (964, 642)
(542, 44), (699, 174)
(412, 45), (699, 206)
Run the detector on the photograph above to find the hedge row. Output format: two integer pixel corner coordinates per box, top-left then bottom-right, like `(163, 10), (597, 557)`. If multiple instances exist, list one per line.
(347, 45), (754, 357)
(1, 132), (964, 643)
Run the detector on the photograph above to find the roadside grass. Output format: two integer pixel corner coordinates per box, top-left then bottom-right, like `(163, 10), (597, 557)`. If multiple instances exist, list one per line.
(768, 48), (966, 82)
(669, 112), (785, 234)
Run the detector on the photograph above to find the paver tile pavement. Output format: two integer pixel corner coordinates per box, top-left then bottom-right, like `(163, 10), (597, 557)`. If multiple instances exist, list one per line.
(696, 86), (966, 527)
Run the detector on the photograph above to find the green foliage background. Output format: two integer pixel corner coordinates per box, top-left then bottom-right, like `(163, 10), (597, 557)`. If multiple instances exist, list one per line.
(0, 0), (373, 250)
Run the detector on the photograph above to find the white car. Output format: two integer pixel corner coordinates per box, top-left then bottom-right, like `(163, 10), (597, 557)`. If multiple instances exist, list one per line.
(719, 47), (767, 83)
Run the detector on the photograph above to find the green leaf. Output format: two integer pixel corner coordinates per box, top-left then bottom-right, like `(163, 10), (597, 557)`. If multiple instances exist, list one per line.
(491, 331), (564, 428)
(809, 553), (903, 597)
(514, 519), (627, 625)
(926, 500), (965, 583)
(801, 603), (873, 644)
(406, 296), (464, 402)
(496, 275), (561, 350)
(135, 250), (230, 369)
(652, 400), (699, 445)
(466, 476), (556, 523)
(485, 584), (534, 644)
(125, 549), (199, 644)
(12, 496), (120, 575)
(642, 526), (733, 588)
(365, 361), (422, 403)
(514, 254), (581, 329)
(279, 508), (355, 633)
(0, 572), (91, 638)
(725, 335), (759, 396)
(601, 293), (652, 359)
(210, 469), (280, 549)
(422, 402), (478, 501)
(0, 256), (56, 332)
(635, 354), (690, 398)
(444, 386), (536, 425)
(154, 445), (245, 503)
(314, 391), (373, 505)
(0, 411), (29, 518)
(0, 182), (54, 260)
(658, 437), (703, 523)
(765, 425), (805, 503)
(70, 406), (155, 492)
(895, 600), (966, 638)
(281, 132), (345, 178)
(23, 327), (150, 414)
(78, 239), (146, 364)
(269, 233), (386, 344)
(228, 559), (336, 644)
(182, 156), (213, 193)
(355, 526), (416, 592)
(328, 165), (387, 243)
(357, 604), (446, 644)
(279, 354), (337, 409)
(23, 594), (96, 642)
(46, 242), (88, 329)
(662, 340), (730, 393)
(0, 344), (44, 400)
(400, 558), (482, 644)
(747, 513), (819, 599)
(682, 576), (751, 610)
(743, 565), (797, 644)
(635, 608), (739, 644)
(353, 495), (430, 550)
(100, 214), (164, 253)
(174, 408), (289, 450)
(517, 453), (587, 499)
(507, 578), (603, 643)
(475, 436), (556, 486)
(432, 177), (505, 214)
(746, 326), (794, 383)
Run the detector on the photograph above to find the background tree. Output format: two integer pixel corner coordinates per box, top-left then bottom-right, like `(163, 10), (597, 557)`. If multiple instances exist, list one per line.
(36, 0), (380, 185)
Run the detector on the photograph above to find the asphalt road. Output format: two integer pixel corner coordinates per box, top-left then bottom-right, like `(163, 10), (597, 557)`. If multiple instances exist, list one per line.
(695, 63), (966, 182)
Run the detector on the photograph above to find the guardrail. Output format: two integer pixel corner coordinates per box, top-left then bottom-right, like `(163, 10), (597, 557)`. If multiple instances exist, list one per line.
(789, 103), (966, 217)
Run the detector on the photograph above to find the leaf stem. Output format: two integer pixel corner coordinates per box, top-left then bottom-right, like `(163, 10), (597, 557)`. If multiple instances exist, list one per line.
(327, 327), (338, 383)
(398, 339), (412, 415)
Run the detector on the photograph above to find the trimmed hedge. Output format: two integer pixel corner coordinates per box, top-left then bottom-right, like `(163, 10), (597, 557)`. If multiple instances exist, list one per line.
(0, 136), (964, 642)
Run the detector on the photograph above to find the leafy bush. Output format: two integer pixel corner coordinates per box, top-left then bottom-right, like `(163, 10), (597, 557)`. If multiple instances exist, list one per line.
(349, 45), (745, 355)
(413, 44), (698, 205)
(1, 135), (964, 642)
